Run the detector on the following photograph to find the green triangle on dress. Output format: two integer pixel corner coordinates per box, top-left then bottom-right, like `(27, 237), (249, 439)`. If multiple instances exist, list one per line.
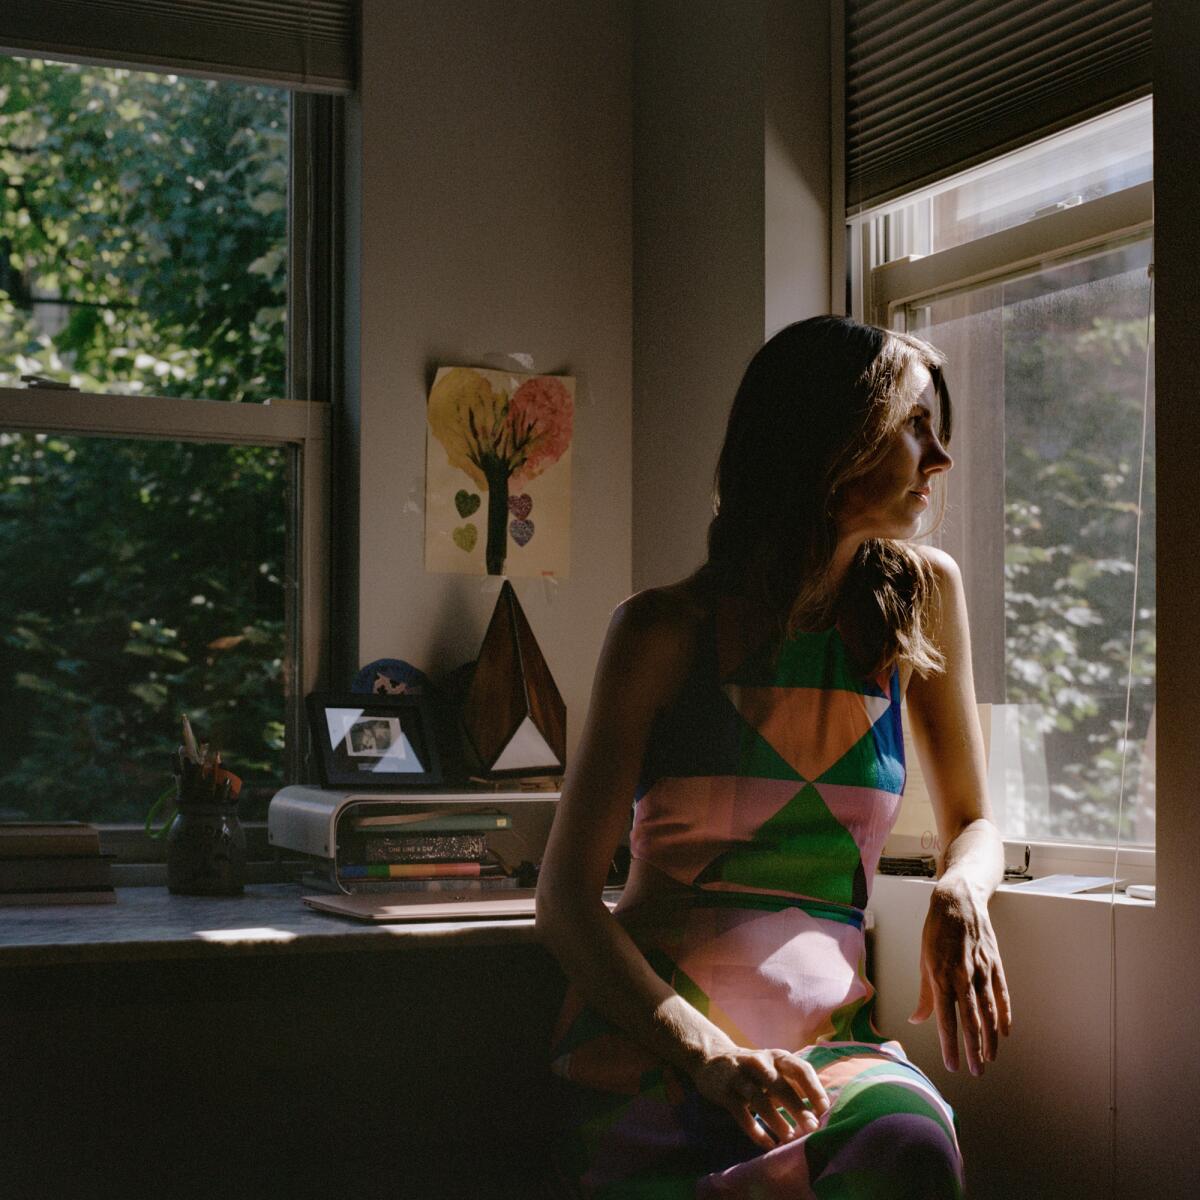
(694, 782), (863, 904)
(818, 724), (892, 788)
(736, 721), (806, 781)
(775, 628), (867, 691)
(723, 626), (863, 691)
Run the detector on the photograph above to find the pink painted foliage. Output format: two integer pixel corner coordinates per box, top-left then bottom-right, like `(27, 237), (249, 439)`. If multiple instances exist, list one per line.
(508, 375), (574, 484)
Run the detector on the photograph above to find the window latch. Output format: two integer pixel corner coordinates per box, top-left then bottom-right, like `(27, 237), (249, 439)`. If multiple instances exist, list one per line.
(21, 374), (79, 392)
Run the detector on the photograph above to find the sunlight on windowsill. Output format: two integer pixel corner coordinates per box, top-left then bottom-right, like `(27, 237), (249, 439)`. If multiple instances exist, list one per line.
(194, 926), (300, 944)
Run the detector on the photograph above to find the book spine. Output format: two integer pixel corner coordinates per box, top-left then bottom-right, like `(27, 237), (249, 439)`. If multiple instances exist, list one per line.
(348, 814), (511, 833)
(362, 833), (487, 863)
(0, 889), (116, 906)
(329, 876), (520, 895)
(0, 858), (114, 890)
(340, 861), (483, 880)
(0, 833), (102, 858)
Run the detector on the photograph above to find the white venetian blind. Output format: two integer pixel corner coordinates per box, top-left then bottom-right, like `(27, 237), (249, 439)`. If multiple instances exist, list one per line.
(0, 0), (356, 93)
(845, 0), (1151, 211)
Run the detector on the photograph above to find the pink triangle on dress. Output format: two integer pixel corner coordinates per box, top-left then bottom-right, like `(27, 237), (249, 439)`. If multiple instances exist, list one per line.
(725, 685), (891, 782)
(631, 775), (802, 885)
(678, 906), (868, 1052)
(810, 782), (903, 884)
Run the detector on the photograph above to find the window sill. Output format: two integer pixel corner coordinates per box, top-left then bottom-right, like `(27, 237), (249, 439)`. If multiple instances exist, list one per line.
(871, 872), (1157, 911)
(1006, 837), (1154, 884)
(886, 831), (1155, 887)
(0, 882), (546, 968)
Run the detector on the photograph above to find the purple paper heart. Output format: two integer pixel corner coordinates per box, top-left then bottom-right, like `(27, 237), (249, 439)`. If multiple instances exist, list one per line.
(509, 518), (534, 547)
(507, 493), (533, 520)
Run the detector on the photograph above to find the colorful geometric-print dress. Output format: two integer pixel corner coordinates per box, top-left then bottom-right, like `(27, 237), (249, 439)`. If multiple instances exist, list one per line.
(549, 598), (964, 1199)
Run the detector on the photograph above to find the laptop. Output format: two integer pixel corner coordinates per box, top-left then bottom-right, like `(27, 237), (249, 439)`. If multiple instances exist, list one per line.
(302, 888), (540, 923)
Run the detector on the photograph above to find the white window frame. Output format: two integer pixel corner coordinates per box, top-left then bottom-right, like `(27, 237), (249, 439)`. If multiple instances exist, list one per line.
(847, 181), (1156, 879)
(857, 181), (1152, 328)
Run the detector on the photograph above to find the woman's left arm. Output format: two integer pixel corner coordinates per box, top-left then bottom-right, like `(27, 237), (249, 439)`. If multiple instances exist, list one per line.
(904, 546), (1013, 1076)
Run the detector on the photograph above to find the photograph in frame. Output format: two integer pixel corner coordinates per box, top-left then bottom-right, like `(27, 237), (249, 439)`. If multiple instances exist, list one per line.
(306, 693), (443, 788)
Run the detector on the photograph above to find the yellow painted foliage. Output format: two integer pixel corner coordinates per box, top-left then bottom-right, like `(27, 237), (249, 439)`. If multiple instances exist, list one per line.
(427, 367), (508, 490)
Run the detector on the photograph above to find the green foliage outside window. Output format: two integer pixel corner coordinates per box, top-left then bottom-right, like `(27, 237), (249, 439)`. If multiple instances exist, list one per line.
(0, 56), (290, 821)
(0, 56), (287, 397)
(1001, 260), (1155, 843)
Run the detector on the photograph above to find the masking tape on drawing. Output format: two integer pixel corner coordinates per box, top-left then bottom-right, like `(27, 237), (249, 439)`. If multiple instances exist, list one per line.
(492, 351), (582, 406)
(476, 351), (536, 373)
(404, 479), (422, 516)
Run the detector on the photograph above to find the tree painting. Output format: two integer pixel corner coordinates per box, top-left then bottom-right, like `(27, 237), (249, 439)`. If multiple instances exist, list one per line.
(425, 366), (574, 577)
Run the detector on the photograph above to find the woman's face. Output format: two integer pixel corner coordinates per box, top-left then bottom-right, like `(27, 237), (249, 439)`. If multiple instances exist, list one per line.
(833, 363), (952, 543)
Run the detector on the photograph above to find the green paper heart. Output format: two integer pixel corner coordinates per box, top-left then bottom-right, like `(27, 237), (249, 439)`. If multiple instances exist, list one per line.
(452, 523), (478, 552)
(454, 489), (481, 518)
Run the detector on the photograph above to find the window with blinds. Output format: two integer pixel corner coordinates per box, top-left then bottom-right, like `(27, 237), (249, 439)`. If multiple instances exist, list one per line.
(0, 0), (356, 92)
(845, 0), (1151, 212)
(846, 89), (1156, 852)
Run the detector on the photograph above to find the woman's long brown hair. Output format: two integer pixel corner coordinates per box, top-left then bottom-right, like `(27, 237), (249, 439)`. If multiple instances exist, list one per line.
(700, 315), (952, 679)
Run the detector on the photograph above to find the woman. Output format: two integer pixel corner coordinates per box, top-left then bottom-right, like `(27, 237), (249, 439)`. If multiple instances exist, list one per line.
(536, 316), (1011, 1198)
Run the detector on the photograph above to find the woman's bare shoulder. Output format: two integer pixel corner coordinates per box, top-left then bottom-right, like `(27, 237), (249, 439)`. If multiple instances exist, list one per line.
(909, 542), (961, 583)
(605, 580), (712, 679)
(616, 579), (710, 627)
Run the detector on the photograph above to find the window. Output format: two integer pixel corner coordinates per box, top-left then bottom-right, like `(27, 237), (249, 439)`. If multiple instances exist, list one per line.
(850, 99), (1155, 851)
(0, 54), (333, 828)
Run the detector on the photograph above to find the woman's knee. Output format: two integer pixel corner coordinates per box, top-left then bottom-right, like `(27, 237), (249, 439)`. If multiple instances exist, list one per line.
(812, 1101), (962, 1199)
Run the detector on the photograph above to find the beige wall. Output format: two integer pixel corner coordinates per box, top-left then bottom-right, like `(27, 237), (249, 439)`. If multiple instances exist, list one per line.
(346, 0), (633, 762)
(631, 0), (831, 592)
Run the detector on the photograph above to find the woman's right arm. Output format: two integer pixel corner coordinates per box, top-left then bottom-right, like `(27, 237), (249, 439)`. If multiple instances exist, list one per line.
(535, 591), (828, 1147)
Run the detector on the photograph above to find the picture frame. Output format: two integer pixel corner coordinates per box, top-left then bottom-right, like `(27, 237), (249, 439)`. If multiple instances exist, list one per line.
(305, 692), (443, 789)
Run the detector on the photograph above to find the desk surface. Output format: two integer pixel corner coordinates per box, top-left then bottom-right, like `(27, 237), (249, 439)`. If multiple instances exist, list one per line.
(0, 882), (548, 967)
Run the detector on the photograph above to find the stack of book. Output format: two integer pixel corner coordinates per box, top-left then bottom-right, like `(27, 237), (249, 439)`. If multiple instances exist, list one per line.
(0, 822), (115, 906)
(306, 807), (516, 894)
